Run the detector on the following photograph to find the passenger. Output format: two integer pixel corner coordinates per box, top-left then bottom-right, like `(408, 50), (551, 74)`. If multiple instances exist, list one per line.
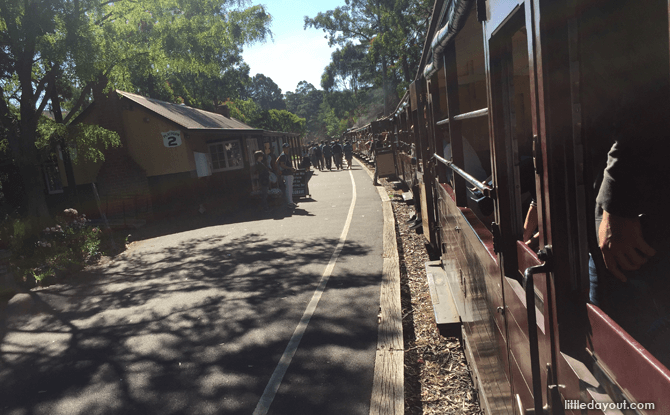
(277, 143), (297, 208)
(314, 142), (323, 171)
(591, 101), (670, 365)
(254, 150), (271, 212)
(343, 140), (353, 169)
(309, 143), (318, 169)
(372, 136), (383, 186)
(299, 152), (311, 170)
(332, 140), (343, 170)
(323, 141), (333, 171)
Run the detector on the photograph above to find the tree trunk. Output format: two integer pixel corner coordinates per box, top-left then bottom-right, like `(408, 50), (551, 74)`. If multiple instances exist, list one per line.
(16, 124), (50, 223)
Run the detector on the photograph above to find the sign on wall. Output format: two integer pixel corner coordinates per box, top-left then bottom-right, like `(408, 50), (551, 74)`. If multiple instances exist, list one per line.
(162, 131), (183, 147)
(194, 152), (211, 177)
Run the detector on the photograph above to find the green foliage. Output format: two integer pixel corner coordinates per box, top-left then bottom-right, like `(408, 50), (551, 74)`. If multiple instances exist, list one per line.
(36, 117), (121, 164)
(0, 0), (272, 219)
(243, 74), (286, 111)
(224, 99), (305, 136)
(318, 103), (349, 139)
(224, 98), (262, 126)
(5, 208), (101, 286)
(259, 110), (306, 135)
(305, 0), (433, 112)
(285, 81), (324, 140)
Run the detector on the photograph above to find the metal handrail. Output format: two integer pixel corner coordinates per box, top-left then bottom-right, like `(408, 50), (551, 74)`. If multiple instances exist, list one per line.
(433, 153), (495, 198)
(453, 107), (488, 121)
(435, 108), (489, 126)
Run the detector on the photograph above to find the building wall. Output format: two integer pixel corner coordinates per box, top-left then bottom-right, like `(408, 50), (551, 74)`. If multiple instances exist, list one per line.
(121, 104), (194, 177)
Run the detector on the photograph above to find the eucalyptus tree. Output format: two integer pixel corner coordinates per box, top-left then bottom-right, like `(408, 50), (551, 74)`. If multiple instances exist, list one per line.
(285, 81), (324, 140)
(242, 74), (286, 111)
(305, 0), (432, 113)
(321, 42), (369, 93)
(0, 0), (271, 220)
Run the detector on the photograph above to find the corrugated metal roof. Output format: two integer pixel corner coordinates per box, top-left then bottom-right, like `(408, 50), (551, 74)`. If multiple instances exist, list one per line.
(117, 90), (256, 131)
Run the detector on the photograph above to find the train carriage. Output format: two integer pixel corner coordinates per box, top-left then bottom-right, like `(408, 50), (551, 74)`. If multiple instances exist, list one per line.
(347, 0), (670, 413)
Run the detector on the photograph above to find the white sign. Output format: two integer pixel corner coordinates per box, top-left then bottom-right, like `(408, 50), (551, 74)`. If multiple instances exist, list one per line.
(194, 152), (211, 177)
(162, 131), (182, 147)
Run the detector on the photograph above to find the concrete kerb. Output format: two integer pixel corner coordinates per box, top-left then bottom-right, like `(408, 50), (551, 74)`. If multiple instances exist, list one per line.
(355, 157), (404, 415)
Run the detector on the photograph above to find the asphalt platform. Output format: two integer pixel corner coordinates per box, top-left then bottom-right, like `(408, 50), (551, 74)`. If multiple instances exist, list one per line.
(0, 160), (386, 415)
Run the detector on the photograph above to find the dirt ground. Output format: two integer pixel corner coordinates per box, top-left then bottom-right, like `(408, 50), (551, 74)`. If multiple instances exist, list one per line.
(378, 178), (483, 415)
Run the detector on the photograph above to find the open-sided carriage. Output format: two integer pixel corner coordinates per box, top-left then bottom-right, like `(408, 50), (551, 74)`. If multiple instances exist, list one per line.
(346, 0), (670, 413)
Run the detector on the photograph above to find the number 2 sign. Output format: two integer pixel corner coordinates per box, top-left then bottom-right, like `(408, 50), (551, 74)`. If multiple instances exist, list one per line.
(161, 131), (183, 147)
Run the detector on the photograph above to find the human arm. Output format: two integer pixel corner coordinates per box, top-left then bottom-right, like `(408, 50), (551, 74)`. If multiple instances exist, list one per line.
(598, 210), (656, 282)
(523, 202), (538, 243)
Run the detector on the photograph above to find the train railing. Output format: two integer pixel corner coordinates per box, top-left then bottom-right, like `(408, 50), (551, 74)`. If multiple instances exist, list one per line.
(433, 153), (495, 199)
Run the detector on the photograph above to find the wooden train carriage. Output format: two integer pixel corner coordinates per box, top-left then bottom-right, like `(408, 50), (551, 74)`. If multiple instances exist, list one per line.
(379, 0), (670, 413)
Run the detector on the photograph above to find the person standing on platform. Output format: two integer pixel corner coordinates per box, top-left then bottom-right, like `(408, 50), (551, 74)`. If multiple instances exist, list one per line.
(254, 151), (271, 211)
(332, 140), (343, 170)
(277, 143), (297, 208)
(323, 141), (333, 171)
(372, 136), (383, 185)
(343, 140), (353, 169)
(314, 142), (323, 170)
(309, 143), (318, 170)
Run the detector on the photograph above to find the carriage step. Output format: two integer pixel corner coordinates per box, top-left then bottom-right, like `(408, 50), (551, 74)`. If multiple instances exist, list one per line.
(425, 260), (462, 337)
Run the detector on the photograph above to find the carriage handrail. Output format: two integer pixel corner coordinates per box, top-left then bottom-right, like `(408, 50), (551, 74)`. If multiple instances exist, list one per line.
(435, 108), (489, 126)
(433, 153), (495, 198)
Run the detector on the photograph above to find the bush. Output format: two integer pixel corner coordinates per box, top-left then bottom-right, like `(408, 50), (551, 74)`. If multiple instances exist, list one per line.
(8, 208), (101, 286)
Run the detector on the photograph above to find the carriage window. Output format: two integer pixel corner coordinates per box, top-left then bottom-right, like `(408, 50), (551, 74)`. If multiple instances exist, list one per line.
(511, 27), (537, 247)
(437, 9), (493, 227)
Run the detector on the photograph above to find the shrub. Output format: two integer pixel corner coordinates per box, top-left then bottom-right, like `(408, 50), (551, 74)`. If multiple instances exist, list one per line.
(8, 208), (101, 286)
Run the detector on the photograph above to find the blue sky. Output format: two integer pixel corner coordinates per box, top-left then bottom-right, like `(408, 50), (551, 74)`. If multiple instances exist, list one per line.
(242, 0), (347, 94)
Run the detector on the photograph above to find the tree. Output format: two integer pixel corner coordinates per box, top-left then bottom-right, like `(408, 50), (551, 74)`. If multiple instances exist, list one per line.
(224, 99), (305, 136)
(243, 74), (286, 111)
(0, 0), (272, 221)
(305, 0), (432, 113)
(223, 98), (262, 126)
(285, 81), (324, 141)
(321, 42), (370, 93)
(258, 110), (305, 135)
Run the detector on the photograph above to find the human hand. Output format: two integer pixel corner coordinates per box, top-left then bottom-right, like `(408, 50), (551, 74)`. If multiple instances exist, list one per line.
(598, 210), (656, 282)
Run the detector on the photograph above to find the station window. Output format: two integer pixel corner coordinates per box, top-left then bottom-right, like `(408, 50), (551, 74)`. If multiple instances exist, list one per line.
(208, 140), (244, 172)
(43, 162), (64, 194)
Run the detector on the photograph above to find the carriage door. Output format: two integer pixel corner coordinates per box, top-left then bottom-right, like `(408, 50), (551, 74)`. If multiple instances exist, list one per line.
(487, 2), (558, 414)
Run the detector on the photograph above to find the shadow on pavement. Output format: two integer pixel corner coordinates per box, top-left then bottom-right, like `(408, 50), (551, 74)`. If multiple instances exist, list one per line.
(127, 201), (316, 243)
(0, 233), (378, 415)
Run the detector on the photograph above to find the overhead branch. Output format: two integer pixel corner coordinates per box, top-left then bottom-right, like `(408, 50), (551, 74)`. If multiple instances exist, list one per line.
(36, 81), (55, 116)
(94, 12), (115, 26)
(63, 82), (93, 124)
(33, 69), (55, 100)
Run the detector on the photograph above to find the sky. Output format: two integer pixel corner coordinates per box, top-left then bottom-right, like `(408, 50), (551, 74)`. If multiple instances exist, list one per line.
(241, 0), (347, 95)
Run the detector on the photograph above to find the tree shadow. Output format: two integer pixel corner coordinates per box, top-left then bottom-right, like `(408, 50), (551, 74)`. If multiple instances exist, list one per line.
(126, 202), (316, 243)
(0, 233), (379, 415)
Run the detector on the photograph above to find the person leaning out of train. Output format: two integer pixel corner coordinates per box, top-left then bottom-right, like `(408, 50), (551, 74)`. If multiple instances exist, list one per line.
(589, 103), (670, 365)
